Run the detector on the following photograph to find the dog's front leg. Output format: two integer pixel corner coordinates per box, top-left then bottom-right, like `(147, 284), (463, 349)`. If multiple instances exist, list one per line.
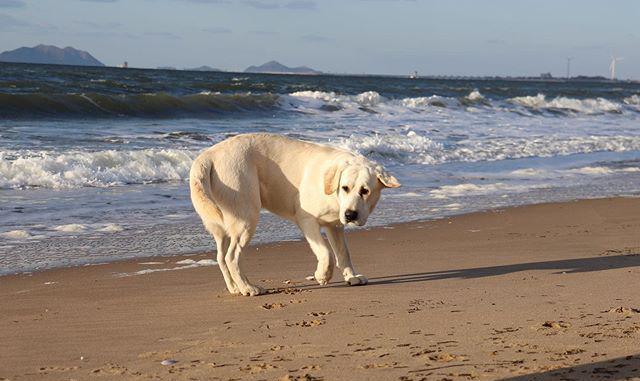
(325, 225), (368, 286)
(297, 218), (335, 285)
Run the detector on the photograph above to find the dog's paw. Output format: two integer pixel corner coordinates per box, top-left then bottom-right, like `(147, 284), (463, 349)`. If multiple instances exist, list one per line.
(345, 274), (368, 286)
(239, 284), (265, 296)
(314, 268), (333, 286)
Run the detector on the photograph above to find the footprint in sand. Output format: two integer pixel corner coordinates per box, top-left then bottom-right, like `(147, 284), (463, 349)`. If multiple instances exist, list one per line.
(428, 352), (464, 362)
(91, 363), (130, 375)
(539, 320), (571, 331)
(262, 302), (287, 310)
(359, 362), (399, 369)
(279, 374), (322, 381)
(38, 365), (79, 373)
(308, 311), (333, 317)
(286, 319), (326, 327)
(239, 363), (278, 374)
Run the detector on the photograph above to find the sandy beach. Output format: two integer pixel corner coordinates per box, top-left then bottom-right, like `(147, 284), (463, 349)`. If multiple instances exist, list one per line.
(1, 197), (640, 380)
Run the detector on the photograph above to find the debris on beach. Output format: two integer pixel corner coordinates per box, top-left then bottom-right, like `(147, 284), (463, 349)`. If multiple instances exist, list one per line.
(605, 306), (640, 315)
(541, 321), (571, 329)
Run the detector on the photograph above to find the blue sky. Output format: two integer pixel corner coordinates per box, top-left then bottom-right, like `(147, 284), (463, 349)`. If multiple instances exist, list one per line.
(1, 0), (638, 78)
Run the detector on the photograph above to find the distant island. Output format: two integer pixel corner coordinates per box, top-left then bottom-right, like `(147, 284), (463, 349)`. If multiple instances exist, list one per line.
(0, 44), (104, 67)
(187, 65), (222, 72)
(244, 60), (321, 75)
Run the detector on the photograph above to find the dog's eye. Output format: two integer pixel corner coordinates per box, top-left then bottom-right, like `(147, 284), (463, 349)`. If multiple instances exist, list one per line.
(359, 187), (369, 196)
(341, 186), (350, 193)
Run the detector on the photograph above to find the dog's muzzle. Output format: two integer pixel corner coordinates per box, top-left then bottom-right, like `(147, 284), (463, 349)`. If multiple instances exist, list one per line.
(344, 210), (358, 223)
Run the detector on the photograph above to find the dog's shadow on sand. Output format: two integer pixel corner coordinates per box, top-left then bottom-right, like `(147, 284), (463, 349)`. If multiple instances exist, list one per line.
(367, 252), (640, 286)
(299, 253), (640, 290)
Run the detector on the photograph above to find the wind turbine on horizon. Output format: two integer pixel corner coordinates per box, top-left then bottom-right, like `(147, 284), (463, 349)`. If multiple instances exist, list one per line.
(566, 57), (573, 79)
(609, 55), (624, 80)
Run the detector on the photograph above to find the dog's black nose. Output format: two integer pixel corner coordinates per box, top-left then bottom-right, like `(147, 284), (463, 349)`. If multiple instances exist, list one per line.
(345, 210), (358, 222)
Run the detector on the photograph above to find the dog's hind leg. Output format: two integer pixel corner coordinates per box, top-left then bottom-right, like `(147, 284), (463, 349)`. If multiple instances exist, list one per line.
(297, 218), (335, 286)
(224, 221), (264, 296)
(209, 225), (239, 294)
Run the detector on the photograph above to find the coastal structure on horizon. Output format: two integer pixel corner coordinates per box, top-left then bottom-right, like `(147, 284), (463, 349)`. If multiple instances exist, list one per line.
(610, 56), (624, 80)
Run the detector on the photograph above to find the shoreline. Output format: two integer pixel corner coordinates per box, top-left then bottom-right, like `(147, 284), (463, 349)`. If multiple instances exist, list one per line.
(2, 197), (640, 380)
(2, 195), (638, 279)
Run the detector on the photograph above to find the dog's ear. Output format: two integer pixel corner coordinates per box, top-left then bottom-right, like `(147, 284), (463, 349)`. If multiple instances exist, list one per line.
(376, 165), (401, 188)
(324, 160), (346, 195)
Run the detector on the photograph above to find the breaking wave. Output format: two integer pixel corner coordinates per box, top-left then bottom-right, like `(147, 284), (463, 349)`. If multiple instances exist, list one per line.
(0, 148), (196, 189)
(287, 90), (637, 116)
(508, 94), (623, 114)
(337, 132), (640, 165)
(624, 94), (640, 106)
(1, 88), (638, 119)
(4, 131), (640, 189)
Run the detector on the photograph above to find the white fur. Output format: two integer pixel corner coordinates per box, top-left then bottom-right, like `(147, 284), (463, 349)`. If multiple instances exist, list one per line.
(190, 133), (400, 296)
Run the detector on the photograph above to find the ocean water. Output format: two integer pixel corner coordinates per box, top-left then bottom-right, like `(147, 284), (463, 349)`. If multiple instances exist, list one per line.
(1, 62), (640, 275)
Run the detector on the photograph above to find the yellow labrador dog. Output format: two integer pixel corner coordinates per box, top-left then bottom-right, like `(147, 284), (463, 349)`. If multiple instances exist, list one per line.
(190, 133), (400, 296)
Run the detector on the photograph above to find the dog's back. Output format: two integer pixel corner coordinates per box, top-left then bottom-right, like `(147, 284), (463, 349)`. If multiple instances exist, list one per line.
(190, 133), (342, 225)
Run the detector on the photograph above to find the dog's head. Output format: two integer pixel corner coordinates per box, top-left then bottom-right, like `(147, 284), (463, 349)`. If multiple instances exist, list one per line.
(324, 156), (400, 226)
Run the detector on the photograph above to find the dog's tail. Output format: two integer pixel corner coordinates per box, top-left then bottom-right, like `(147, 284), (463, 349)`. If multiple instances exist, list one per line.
(190, 153), (224, 227)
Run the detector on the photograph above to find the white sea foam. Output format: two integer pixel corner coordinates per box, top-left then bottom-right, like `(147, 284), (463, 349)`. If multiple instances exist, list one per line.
(468, 90), (483, 101)
(567, 166), (615, 175)
(336, 131), (445, 164)
(430, 183), (543, 199)
(510, 168), (549, 177)
(0, 230), (32, 239)
(0, 222), (127, 242)
(465, 90), (485, 101)
(118, 258), (218, 277)
(395, 191), (423, 197)
(288, 90), (386, 110)
(337, 132), (640, 165)
(0, 148), (196, 189)
(400, 95), (454, 108)
(355, 91), (383, 106)
(287, 89), (637, 117)
(566, 166), (640, 175)
(509, 94), (622, 114)
(624, 95), (640, 105)
(97, 223), (125, 233)
(53, 224), (87, 233)
(289, 90), (465, 113)
(503, 165), (640, 180)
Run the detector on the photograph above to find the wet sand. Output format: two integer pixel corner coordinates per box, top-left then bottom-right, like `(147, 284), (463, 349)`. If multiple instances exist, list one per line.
(1, 197), (640, 380)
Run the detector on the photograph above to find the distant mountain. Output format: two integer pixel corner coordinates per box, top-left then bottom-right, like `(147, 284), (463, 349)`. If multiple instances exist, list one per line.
(244, 60), (321, 75)
(0, 44), (104, 67)
(188, 65), (222, 72)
